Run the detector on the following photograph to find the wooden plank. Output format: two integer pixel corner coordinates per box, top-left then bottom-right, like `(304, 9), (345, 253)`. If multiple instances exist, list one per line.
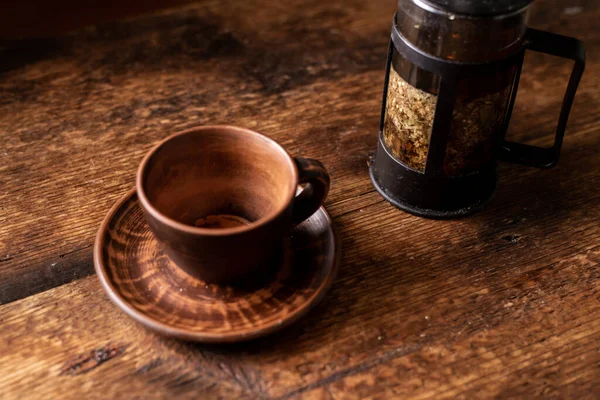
(1, 195), (599, 398)
(1, 0), (598, 304)
(1, 0), (600, 398)
(0, 0), (394, 303)
(0, 277), (257, 399)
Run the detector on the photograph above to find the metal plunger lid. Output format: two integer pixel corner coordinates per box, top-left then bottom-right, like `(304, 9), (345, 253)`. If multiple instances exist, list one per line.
(397, 0), (532, 61)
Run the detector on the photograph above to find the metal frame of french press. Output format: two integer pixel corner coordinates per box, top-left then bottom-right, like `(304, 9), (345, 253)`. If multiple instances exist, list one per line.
(369, 13), (586, 219)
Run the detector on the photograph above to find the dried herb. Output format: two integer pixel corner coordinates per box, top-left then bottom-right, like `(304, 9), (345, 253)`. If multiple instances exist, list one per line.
(383, 66), (511, 175)
(383, 66), (436, 172)
(444, 86), (510, 175)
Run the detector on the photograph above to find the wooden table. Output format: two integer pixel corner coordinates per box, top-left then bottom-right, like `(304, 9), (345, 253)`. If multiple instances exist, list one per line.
(1, 0), (599, 398)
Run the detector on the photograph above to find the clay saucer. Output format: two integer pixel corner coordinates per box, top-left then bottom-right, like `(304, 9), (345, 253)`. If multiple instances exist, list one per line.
(94, 188), (340, 343)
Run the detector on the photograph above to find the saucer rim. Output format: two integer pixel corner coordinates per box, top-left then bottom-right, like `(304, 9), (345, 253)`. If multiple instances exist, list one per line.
(94, 187), (340, 343)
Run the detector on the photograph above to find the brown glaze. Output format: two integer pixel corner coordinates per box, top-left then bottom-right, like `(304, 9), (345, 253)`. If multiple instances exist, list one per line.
(136, 125), (330, 284)
(94, 189), (340, 343)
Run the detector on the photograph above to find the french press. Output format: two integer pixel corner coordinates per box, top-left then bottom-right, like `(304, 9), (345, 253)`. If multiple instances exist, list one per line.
(369, 0), (586, 218)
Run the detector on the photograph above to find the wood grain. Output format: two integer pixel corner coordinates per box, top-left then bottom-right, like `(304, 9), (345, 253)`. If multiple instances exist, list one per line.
(0, 0), (392, 303)
(1, 0), (600, 398)
(0, 277), (258, 399)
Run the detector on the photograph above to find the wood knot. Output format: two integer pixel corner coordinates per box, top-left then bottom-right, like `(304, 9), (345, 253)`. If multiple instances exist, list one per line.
(502, 235), (522, 244)
(60, 343), (127, 376)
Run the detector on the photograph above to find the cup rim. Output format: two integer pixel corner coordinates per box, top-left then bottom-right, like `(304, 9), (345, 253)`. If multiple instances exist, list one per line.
(136, 125), (298, 236)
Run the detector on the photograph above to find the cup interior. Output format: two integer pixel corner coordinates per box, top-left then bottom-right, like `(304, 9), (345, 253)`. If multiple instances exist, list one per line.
(139, 127), (297, 229)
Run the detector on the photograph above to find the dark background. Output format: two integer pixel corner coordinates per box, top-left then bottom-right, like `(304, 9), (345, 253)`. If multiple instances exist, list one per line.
(0, 0), (196, 38)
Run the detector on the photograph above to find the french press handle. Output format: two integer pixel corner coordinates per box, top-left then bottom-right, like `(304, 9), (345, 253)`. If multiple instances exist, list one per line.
(499, 28), (586, 168)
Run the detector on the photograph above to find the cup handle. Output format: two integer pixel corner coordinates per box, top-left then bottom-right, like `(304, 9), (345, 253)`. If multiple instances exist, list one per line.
(292, 157), (330, 225)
